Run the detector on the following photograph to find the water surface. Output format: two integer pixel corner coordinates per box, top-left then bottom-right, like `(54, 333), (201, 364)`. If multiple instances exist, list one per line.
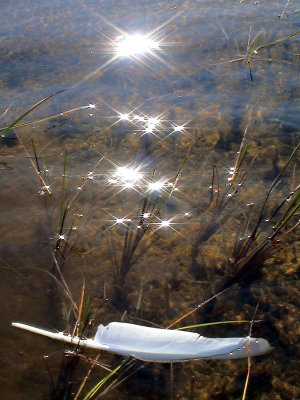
(1, 1), (299, 399)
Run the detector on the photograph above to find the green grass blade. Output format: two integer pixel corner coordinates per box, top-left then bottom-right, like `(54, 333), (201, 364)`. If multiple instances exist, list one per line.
(252, 142), (300, 238)
(80, 299), (93, 337)
(82, 358), (129, 400)
(0, 105), (85, 133)
(237, 143), (248, 171)
(176, 320), (250, 330)
(42, 141), (46, 172)
(1, 89), (68, 138)
(272, 195), (300, 237)
(247, 35), (260, 64)
(59, 151), (67, 231)
(275, 188), (300, 229)
(231, 143), (248, 184)
(255, 30), (300, 53)
(31, 139), (41, 173)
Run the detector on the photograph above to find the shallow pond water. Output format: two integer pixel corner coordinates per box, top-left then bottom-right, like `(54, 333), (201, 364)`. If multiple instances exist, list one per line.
(0, 1), (299, 399)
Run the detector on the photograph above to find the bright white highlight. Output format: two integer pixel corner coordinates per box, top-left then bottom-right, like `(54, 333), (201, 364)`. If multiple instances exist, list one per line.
(174, 125), (184, 132)
(87, 172), (94, 180)
(115, 167), (143, 182)
(148, 181), (165, 191)
(120, 113), (130, 121)
(115, 218), (131, 224)
(161, 220), (171, 227)
(116, 34), (160, 57)
(123, 182), (135, 189)
(148, 117), (160, 126)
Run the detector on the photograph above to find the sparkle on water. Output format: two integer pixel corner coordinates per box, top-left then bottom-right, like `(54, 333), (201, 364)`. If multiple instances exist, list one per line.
(173, 125), (184, 132)
(120, 113), (130, 121)
(148, 181), (165, 191)
(115, 218), (132, 225)
(115, 166), (143, 182)
(148, 117), (160, 126)
(108, 178), (118, 184)
(114, 109), (188, 140)
(160, 220), (171, 227)
(115, 34), (160, 57)
(123, 182), (135, 189)
(145, 126), (154, 134)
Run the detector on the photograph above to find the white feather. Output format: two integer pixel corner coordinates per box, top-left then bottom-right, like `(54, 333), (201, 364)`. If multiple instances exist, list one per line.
(12, 321), (272, 362)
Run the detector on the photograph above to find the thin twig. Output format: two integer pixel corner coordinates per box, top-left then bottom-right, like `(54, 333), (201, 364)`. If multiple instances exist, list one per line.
(73, 284), (86, 338)
(166, 287), (229, 329)
(242, 302), (260, 400)
(14, 131), (52, 194)
(278, 0), (290, 19)
(230, 110), (252, 184)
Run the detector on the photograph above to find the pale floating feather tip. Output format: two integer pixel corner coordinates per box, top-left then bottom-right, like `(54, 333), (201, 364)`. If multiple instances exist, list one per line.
(12, 321), (273, 363)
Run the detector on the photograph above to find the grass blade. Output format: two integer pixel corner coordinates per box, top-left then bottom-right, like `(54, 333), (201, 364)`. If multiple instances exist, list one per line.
(82, 358), (129, 400)
(247, 35), (260, 64)
(252, 142), (300, 238)
(1, 89), (68, 138)
(275, 188), (300, 229)
(176, 320), (250, 330)
(31, 139), (41, 173)
(0, 105), (86, 133)
(59, 151), (67, 231)
(255, 30), (300, 53)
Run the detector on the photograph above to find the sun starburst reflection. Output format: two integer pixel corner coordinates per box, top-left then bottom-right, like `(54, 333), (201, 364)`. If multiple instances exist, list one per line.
(147, 180), (166, 191)
(173, 125), (184, 132)
(114, 109), (189, 140)
(115, 166), (143, 182)
(70, 88), (195, 241)
(160, 220), (171, 227)
(115, 34), (160, 57)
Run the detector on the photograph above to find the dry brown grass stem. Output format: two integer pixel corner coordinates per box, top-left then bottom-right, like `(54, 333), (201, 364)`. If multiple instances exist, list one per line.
(166, 287), (229, 329)
(230, 110), (252, 184)
(242, 303), (259, 400)
(51, 252), (78, 313)
(72, 284), (86, 338)
(15, 131), (52, 194)
(74, 354), (101, 400)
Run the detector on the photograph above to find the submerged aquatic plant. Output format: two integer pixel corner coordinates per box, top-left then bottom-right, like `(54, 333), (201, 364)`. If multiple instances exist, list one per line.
(209, 27), (300, 81)
(109, 156), (188, 308)
(3, 93), (299, 400)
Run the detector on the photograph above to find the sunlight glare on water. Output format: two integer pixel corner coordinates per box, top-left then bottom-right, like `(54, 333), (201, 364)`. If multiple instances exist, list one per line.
(115, 34), (160, 57)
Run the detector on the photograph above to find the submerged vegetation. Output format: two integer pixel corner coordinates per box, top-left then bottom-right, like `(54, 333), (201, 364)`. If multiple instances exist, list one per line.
(2, 90), (299, 399)
(1, 1), (299, 399)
